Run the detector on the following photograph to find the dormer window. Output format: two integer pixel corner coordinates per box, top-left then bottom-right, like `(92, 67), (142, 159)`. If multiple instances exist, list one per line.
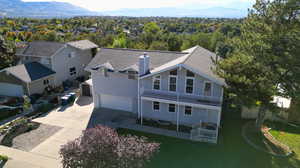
(169, 69), (177, 92)
(153, 75), (161, 90)
(185, 70), (194, 94)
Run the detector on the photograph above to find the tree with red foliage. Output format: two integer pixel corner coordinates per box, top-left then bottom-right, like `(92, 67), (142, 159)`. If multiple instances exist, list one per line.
(60, 125), (159, 168)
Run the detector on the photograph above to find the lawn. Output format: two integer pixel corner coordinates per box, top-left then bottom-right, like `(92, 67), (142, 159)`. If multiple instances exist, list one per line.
(118, 108), (300, 168)
(267, 121), (300, 160)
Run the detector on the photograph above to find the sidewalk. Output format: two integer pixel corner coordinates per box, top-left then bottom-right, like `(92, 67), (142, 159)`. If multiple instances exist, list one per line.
(0, 145), (60, 168)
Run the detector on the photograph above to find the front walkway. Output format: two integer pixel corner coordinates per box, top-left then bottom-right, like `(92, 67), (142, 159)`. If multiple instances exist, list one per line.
(1, 96), (94, 168)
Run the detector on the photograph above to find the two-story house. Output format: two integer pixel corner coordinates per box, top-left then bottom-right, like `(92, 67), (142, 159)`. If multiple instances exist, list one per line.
(16, 40), (98, 86)
(86, 46), (225, 142)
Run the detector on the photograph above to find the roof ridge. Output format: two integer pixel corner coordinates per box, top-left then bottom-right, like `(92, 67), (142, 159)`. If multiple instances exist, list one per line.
(101, 47), (188, 54)
(182, 45), (200, 65)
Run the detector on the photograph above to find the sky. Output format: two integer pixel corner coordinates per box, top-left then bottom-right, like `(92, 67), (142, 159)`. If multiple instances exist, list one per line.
(22, 0), (256, 11)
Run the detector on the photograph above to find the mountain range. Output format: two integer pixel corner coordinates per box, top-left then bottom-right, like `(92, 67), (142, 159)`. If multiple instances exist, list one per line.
(0, 0), (98, 17)
(0, 0), (250, 18)
(103, 7), (248, 18)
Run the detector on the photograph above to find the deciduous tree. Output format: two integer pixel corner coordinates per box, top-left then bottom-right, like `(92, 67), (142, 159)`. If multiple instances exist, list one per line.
(60, 125), (159, 168)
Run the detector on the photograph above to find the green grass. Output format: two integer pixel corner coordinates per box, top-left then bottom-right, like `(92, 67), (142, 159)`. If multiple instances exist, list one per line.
(118, 108), (300, 168)
(267, 121), (300, 160)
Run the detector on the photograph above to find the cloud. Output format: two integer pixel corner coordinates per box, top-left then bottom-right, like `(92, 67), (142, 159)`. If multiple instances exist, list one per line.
(22, 0), (255, 11)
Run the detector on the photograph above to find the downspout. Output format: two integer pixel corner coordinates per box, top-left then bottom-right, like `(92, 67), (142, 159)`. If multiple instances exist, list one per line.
(176, 92), (179, 132)
(26, 82), (30, 96)
(138, 75), (140, 119)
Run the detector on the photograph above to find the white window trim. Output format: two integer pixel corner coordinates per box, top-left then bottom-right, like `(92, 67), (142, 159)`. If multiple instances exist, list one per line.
(203, 81), (213, 97)
(184, 106), (193, 116)
(168, 104), (176, 113)
(168, 75), (177, 92)
(185, 76), (195, 94)
(152, 75), (161, 90)
(152, 101), (160, 112)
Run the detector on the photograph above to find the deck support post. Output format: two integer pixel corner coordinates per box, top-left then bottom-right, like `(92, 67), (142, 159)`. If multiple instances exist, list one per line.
(141, 99), (143, 125)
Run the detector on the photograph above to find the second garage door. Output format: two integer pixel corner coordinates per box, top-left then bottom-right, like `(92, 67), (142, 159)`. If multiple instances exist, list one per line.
(100, 94), (132, 112)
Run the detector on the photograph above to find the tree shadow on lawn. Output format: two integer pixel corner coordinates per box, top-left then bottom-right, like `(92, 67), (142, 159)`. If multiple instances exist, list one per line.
(118, 107), (300, 168)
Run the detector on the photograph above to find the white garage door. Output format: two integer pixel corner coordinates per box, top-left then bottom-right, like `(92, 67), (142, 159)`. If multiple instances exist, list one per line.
(0, 83), (24, 97)
(100, 94), (132, 112)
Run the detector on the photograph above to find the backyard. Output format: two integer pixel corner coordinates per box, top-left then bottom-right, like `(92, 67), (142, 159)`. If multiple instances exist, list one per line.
(119, 108), (300, 168)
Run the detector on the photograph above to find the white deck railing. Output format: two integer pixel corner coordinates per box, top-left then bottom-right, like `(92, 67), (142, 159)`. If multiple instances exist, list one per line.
(190, 123), (218, 143)
(142, 89), (222, 104)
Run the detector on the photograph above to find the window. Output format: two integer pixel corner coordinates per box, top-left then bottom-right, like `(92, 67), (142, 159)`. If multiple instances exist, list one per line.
(43, 79), (49, 85)
(68, 52), (75, 58)
(69, 67), (76, 76)
(153, 101), (160, 111)
(170, 69), (177, 76)
(169, 70), (177, 92)
(102, 69), (108, 77)
(168, 104), (176, 113)
(204, 82), (212, 96)
(153, 75), (161, 90)
(186, 70), (195, 77)
(185, 78), (194, 94)
(184, 106), (192, 116)
(185, 70), (194, 94)
(128, 71), (137, 80)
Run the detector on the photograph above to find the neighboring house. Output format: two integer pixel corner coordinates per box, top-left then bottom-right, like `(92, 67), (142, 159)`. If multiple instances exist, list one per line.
(16, 40), (98, 86)
(0, 62), (55, 97)
(86, 46), (225, 142)
(242, 96), (291, 120)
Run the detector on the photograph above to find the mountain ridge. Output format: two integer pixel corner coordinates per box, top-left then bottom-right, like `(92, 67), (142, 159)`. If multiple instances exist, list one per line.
(0, 0), (99, 17)
(0, 0), (249, 18)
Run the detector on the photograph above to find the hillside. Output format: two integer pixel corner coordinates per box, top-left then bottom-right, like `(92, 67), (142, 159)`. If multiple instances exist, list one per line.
(0, 0), (99, 18)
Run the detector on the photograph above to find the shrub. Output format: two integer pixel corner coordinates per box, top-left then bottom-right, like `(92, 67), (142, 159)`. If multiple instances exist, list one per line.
(60, 125), (159, 168)
(0, 108), (21, 121)
(0, 155), (8, 161)
(25, 103), (54, 118)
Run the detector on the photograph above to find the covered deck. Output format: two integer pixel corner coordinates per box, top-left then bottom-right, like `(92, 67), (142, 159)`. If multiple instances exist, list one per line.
(140, 90), (222, 143)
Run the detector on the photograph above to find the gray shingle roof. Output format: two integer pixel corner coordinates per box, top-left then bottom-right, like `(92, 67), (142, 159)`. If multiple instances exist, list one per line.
(17, 41), (65, 57)
(86, 48), (187, 71)
(67, 40), (98, 50)
(182, 46), (224, 84)
(86, 46), (224, 85)
(16, 40), (98, 57)
(5, 62), (56, 83)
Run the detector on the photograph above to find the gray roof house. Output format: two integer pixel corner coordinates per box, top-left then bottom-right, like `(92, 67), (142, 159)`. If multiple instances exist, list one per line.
(16, 40), (98, 86)
(86, 46), (225, 143)
(0, 62), (55, 97)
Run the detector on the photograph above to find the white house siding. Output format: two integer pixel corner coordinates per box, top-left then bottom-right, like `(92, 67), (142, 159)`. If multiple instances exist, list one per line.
(92, 71), (138, 113)
(141, 100), (220, 126)
(52, 47), (93, 86)
(141, 67), (223, 101)
(28, 75), (55, 95)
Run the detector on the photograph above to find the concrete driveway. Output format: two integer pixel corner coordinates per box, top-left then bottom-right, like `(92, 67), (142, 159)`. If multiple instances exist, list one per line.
(2, 96), (94, 168)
